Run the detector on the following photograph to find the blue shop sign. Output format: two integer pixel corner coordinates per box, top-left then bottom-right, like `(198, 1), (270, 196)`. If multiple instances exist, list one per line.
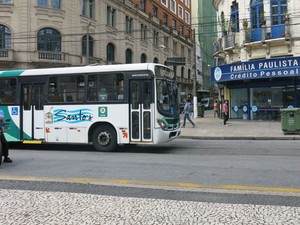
(210, 57), (300, 82)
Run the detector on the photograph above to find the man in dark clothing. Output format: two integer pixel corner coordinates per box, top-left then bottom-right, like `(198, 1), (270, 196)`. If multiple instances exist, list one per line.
(0, 110), (12, 163)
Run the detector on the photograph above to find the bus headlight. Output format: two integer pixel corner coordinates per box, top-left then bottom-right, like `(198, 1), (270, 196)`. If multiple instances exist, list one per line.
(157, 119), (167, 131)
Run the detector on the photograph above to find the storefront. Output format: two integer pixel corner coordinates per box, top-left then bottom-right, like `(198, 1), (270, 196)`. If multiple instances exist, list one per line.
(211, 56), (300, 120)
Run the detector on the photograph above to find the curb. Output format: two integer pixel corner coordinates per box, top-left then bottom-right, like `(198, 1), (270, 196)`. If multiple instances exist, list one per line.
(179, 136), (300, 140)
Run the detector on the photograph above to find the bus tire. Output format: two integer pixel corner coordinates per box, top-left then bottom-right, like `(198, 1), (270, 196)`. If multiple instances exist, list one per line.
(92, 125), (117, 152)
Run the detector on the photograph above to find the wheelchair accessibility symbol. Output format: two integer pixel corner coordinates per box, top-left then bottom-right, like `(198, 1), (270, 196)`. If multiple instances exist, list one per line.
(11, 107), (18, 115)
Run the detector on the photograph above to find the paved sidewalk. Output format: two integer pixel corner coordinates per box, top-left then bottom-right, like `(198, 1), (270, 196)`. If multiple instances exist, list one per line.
(180, 110), (300, 140)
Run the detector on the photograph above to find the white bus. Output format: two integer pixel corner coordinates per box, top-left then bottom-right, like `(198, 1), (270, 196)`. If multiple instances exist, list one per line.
(0, 63), (181, 151)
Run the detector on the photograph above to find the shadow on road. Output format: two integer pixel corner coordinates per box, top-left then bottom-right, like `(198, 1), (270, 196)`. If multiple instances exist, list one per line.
(9, 142), (179, 154)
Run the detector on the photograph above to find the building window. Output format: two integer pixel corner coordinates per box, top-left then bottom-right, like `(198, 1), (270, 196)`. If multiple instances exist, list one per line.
(251, 0), (264, 29)
(107, 43), (115, 62)
(230, 1), (239, 32)
(161, 0), (167, 7)
(185, 0), (190, 8)
(125, 48), (132, 64)
(52, 0), (60, 9)
(0, 25), (11, 49)
(180, 24), (184, 35)
(82, 0), (86, 16)
(37, 28), (61, 52)
(125, 16), (133, 35)
(163, 13), (168, 26)
(185, 11), (190, 24)
(181, 67), (184, 79)
(141, 24), (147, 41)
(82, 0), (94, 18)
(141, 53), (147, 63)
(181, 45), (184, 56)
(153, 30), (159, 46)
(172, 19), (176, 30)
(188, 69), (191, 80)
(173, 41), (177, 54)
(178, 5), (183, 19)
(0, 0), (12, 3)
(164, 36), (169, 48)
(82, 35), (94, 57)
(170, 0), (176, 13)
(271, 0), (287, 25)
(153, 57), (159, 63)
(140, 0), (146, 12)
(37, 0), (48, 7)
(88, 0), (94, 18)
(250, 0), (264, 41)
(107, 6), (116, 28)
(152, 5), (158, 17)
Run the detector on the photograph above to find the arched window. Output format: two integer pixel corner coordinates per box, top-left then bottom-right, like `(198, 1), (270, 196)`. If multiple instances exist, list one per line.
(0, 25), (11, 49)
(181, 66), (184, 79)
(188, 69), (191, 80)
(125, 48), (132, 64)
(82, 35), (94, 57)
(153, 57), (159, 63)
(141, 53), (147, 63)
(37, 28), (61, 52)
(271, 0), (287, 38)
(220, 11), (226, 35)
(107, 43), (115, 62)
(250, 0), (264, 41)
(230, 2), (239, 32)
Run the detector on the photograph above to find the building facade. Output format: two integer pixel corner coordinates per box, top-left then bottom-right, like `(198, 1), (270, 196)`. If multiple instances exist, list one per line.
(0, 0), (195, 99)
(212, 0), (300, 120)
(197, 0), (217, 93)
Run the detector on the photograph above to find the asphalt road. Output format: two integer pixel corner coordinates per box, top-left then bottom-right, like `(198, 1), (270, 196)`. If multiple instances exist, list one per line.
(1, 139), (300, 224)
(1, 139), (300, 190)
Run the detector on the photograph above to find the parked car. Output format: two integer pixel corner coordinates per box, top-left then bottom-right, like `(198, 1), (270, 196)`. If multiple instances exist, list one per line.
(200, 98), (214, 110)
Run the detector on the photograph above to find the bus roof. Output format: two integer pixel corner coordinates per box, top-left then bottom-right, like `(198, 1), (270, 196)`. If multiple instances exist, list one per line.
(0, 63), (170, 77)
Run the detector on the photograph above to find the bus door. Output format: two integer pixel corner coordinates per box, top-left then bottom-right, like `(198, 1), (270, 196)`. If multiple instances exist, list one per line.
(21, 84), (45, 140)
(130, 80), (152, 142)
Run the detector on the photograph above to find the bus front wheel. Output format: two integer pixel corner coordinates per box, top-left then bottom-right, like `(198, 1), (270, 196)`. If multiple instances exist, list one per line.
(92, 125), (117, 152)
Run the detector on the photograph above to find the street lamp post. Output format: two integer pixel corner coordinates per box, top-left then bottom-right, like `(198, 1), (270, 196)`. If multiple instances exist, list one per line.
(193, 29), (198, 118)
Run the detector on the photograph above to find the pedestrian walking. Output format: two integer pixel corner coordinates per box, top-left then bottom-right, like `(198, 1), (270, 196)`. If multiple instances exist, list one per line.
(213, 100), (219, 118)
(0, 110), (13, 163)
(182, 99), (195, 128)
(222, 100), (229, 126)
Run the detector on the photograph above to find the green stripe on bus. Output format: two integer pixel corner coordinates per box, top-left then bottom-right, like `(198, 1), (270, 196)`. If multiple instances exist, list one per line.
(0, 70), (25, 77)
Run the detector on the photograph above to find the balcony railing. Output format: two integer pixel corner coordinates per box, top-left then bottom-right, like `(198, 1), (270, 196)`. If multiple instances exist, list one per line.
(0, 49), (14, 62)
(225, 33), (235, 48)
(178, 77), (193, 85)
(38, 51), (65, 60)
(32, 51), (70, 65)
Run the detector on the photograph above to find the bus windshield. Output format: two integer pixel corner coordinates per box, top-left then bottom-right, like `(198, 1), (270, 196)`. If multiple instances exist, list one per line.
(156, 79), (180, 117)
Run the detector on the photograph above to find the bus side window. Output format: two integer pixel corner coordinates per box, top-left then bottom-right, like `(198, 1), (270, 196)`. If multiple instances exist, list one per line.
(0, 78), (17, 104)
(87, 73), (124, 102)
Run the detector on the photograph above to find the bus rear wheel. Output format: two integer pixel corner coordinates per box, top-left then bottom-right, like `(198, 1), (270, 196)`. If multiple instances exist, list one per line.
(92, 125), (117, 152)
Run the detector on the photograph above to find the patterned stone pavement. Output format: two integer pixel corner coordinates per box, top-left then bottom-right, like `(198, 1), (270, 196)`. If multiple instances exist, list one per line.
(1, 189), (300, 225)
